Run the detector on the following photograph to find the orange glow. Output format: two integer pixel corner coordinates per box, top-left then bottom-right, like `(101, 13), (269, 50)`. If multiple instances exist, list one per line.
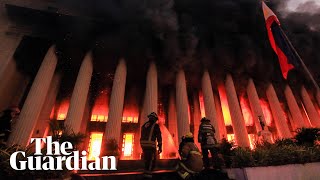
(218, 85), (232, 126)
(227, 134), (235, 143)
(248, 134), (256, 149)
(57, 100), (69, 120)
(260, 100), (273, 126)
(280, 103), (289, 123)
(159, 122), (178, 159)
(50, 107), (55, 119)
(122, 109), (139, 123)
(122, 133), (134, 159)
(91, 90), (109, 122)
(87, 132), (103, 160)
(240, 97), (254, 126)
(199, 92), (206, 117)
(188, 105), (191, 124)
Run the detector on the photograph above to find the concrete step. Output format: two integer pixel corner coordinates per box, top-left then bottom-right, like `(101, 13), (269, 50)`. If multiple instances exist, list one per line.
(77, 159), (179, 175)
(76, 169), (230, 180)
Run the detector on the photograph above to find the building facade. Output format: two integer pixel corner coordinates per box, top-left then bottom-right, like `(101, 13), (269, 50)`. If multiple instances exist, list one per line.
(1, 1), (320, 160)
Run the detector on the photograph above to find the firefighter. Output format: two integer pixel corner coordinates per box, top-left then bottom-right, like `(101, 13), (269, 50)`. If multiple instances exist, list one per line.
(176, 132), (203, 179)
(198, 117), (222, 169)
(140, 112), (162, 178)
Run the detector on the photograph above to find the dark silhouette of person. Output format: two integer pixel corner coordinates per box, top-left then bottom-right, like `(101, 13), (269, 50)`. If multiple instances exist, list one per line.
(0, 107), (20, 144)
(140, 112), (162, 178)
(177, 132), (203, 179)
(198, 117), (221, 169)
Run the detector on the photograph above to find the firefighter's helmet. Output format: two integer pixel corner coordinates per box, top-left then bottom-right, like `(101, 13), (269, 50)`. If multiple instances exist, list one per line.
(147, 112), (158, 120)
(185, 132), (194, 139)
(201, 117), (210, 122)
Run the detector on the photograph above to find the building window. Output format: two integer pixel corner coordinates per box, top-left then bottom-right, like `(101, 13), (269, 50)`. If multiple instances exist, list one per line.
(122, 133), (134, 159)
(87, 132), (103, 160)
(122, 116), (138, 123)
(91, 115), (108, 122)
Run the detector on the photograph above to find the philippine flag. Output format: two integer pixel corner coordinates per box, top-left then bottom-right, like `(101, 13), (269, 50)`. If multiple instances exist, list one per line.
(262, 2), (299, 79)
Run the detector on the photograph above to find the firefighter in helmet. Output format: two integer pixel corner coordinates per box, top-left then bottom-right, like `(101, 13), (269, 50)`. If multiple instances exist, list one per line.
(176, 132), (203, 179)
(140, 112), (162, 178)
(198, 117), (222, 169)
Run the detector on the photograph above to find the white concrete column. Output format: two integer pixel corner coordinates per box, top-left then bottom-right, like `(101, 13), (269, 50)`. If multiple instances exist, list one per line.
(143, 61), (158, 123)
(104, 59), (127, 143)
(266, 83), (292, 138)
(213, 93), (227, 140)
(168, 91), (178, 147)
(33, 73), (61, 138)
(225, 74), (250, 147)
(247, 79), (269, 132)
(202, 71), (222, 141)
(284, 85), (306, 129)
(176, 70), (190, 143)
(301, 86), (320, 127)
(65, 52), (93, 133)
(193, 92), (201, 147)
(8, 46), (58, 146)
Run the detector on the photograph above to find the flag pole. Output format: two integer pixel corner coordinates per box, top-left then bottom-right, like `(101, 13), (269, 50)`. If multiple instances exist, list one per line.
(279, 27), (320, 92)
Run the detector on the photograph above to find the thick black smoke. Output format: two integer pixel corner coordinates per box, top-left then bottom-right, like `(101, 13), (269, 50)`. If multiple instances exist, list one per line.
(50, 0), (320, 89)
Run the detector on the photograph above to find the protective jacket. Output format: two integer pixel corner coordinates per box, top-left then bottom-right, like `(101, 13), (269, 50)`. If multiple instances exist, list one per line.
(140, 120), (162, 150)
(198, 120), (217, 148)
(177, 140), (203, 179)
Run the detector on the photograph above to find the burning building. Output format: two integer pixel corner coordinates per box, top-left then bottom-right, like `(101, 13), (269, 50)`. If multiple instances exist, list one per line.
(1, 0), (320, 161)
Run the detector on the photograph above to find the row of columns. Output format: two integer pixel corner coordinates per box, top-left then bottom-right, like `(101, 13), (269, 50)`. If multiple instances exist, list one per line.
(5, 45), (320, 148)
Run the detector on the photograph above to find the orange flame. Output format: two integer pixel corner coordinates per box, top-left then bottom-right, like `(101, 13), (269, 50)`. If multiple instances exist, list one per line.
(57, 100), (70, 120)
(240, 96), (254, 126)
(218, 85), (232, 126)
(260, 99), (273, 126)
(121, 133), (134, 159)
(87, 132), (103, 160)
(199, 92), (206, 118)
(91, 91), (109, 122)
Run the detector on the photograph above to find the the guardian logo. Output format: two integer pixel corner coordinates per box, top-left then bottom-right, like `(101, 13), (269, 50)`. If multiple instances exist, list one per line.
(10, 136), (117, 171)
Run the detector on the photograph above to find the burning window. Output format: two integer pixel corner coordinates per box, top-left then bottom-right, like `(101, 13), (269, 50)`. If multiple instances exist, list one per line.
(91, 115), (108, 122)
(57, 113), (66, 120)
(122, 116), (138, 123)
(87, 132), (103, 160)
(122, 133), (134, 159)
(56, 100), (70, 120)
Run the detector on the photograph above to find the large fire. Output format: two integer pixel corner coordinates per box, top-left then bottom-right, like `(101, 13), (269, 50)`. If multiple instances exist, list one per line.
(218, 85), (232, 126)
(87, 132), (103, 160)
(239, 96), (254, 126)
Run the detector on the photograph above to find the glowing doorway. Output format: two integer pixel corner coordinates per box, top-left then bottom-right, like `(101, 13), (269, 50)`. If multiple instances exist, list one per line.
(87, 132), (103, 160)
(122, 133), (134, 159)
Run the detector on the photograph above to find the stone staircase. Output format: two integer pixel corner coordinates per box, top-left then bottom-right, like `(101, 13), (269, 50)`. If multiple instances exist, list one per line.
(76, 159), (230, 180)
